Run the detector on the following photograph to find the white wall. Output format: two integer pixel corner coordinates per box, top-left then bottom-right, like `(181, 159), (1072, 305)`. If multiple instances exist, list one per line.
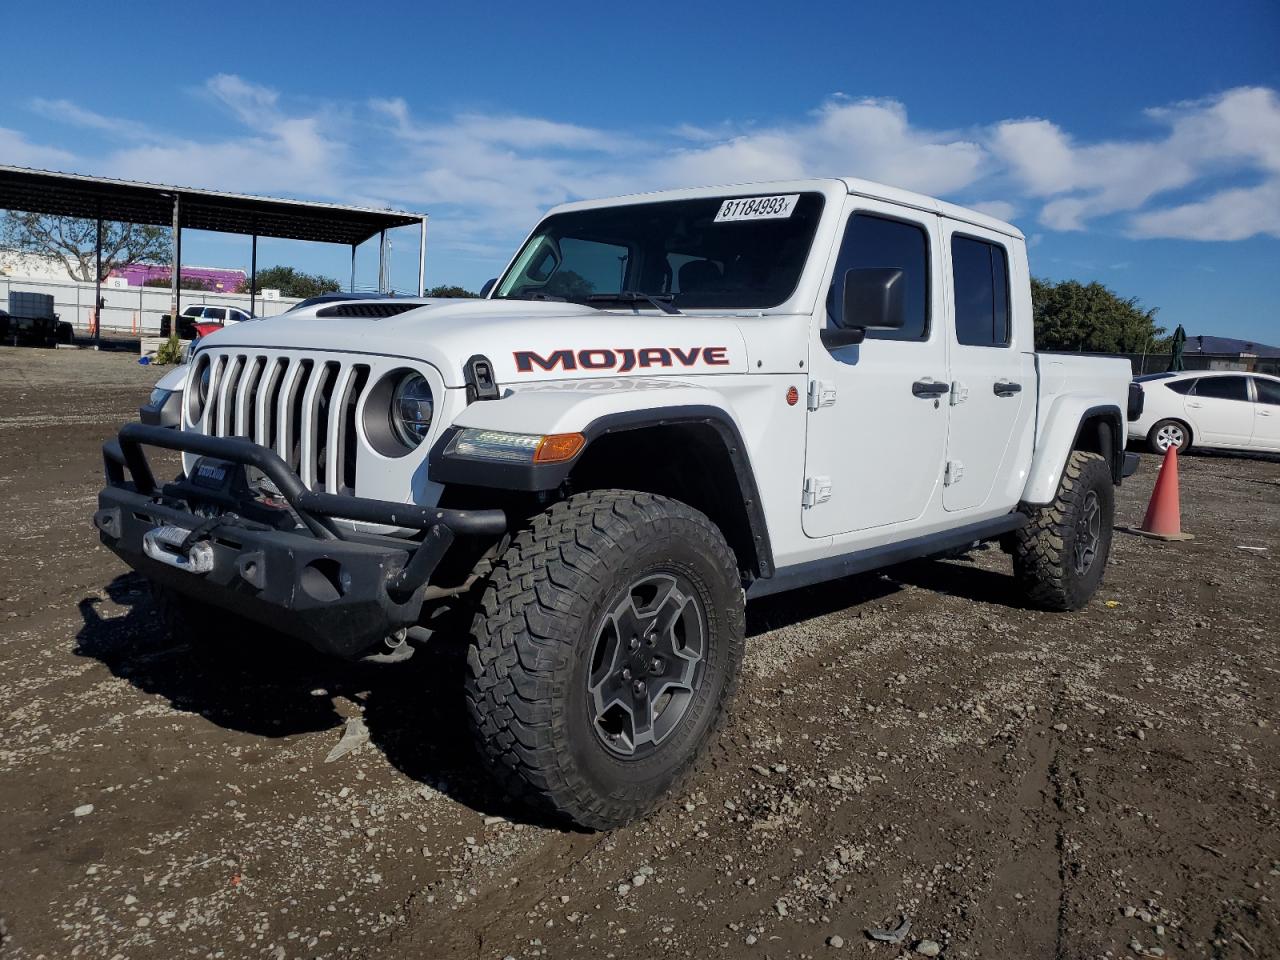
(0, 274), (300, 335)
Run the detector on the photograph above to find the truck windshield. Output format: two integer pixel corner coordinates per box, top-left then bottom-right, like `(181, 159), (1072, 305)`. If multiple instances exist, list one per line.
(493, 193), (825, 310)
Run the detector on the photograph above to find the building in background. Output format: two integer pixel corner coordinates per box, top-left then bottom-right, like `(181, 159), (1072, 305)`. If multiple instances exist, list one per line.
(1183, 335), (1280, 373)
(110, 263), (246, 291)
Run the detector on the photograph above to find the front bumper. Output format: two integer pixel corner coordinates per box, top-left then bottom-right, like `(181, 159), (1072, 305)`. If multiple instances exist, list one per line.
(94, 423), (505, 658)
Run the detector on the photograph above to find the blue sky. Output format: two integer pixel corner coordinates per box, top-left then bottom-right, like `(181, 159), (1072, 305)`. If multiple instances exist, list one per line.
(2, 0), (1278, 343)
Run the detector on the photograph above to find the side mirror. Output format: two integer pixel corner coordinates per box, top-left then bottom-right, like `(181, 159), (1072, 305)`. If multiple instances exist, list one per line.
(820, 267), (906, 349)
(843, 267), (905, 331)
(479, 278), (497, 298)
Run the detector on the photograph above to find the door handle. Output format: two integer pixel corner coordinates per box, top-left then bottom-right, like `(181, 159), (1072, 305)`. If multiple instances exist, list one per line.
(993, 381), (1022, 397)
(1188, 402), (1204, 409)
(912, 380), (950, 398)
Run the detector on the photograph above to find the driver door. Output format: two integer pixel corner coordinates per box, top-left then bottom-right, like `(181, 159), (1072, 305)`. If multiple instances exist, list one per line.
(802, 200), (948, 538)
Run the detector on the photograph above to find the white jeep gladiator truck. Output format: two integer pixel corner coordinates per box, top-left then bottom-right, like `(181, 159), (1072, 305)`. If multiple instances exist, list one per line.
(95, 177), (1141, 829)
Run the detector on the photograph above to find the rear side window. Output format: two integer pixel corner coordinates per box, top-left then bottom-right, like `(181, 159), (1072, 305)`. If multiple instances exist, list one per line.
(951, 235), (1010, 347)
(1165, 378), (1197, 395)
(1193, 376), (1249, 401)
(1253, 377), (1280, 405)
(828, 213), (930, 341)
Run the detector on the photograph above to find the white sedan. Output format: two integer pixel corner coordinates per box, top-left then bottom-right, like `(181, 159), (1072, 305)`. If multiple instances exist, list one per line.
(1131, 370), (1280, 454)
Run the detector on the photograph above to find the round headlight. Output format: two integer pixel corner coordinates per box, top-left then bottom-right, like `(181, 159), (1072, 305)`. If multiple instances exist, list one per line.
(391, 373), (434, 447)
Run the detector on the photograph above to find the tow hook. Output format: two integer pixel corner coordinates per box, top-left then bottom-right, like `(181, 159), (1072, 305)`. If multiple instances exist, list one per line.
(359, 629), (415, 664)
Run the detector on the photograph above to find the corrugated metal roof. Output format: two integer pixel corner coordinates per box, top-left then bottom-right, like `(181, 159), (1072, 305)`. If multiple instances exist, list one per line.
(0, 165), (425, 246)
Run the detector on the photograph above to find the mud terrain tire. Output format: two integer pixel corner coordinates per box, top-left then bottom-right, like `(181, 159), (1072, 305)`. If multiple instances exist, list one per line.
(465, 490), (745, 830)
(1013, 450), (1114, 612)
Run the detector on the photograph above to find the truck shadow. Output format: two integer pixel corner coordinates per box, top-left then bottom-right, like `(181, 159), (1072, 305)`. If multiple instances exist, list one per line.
(74, 572), (550, 827)
(73, 558), (1019, 829)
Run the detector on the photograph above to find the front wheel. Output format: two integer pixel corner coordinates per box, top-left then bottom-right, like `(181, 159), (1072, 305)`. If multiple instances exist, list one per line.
(465, 491), (745, 829)
(1012, 451), (1114, 611)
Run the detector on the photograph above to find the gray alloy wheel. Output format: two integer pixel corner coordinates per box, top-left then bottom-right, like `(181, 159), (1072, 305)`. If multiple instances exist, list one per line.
(587, 572), (707, 757)
(1072, 489), (1101, 575)
(1149, 419), (1189, 454)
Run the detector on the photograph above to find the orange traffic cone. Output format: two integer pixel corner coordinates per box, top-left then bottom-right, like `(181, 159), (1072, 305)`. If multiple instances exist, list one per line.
(1135, 445), (1193, 541)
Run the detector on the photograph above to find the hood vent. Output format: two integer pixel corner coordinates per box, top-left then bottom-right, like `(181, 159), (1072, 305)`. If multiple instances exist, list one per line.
(315, 302), (420, 319)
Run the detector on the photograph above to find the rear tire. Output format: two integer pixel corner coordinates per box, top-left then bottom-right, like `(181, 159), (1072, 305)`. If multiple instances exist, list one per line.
(1147, 418), (1190, 454)
(1013, 451), (1114, 611)
(465, 490), (745, 830)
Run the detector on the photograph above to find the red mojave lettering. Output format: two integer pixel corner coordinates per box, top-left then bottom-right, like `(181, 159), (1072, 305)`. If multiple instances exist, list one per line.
(513, 347), (732, 373)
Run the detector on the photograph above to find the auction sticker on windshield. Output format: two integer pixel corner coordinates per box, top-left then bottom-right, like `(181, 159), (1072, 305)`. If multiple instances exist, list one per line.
(714, 195), (799, 222)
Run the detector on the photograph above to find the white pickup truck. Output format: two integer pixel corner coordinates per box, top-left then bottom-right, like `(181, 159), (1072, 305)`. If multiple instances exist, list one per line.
(95, 177), (1140, 829)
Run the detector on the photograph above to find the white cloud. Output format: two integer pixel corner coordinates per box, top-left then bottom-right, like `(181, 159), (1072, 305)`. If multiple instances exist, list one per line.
(0, 127), (76, 170)
(6, 78), (1280, 261)
(1129, 180), (1280, 240)
(968, 199), (1017, 221)
(992, 87), (1280, 236)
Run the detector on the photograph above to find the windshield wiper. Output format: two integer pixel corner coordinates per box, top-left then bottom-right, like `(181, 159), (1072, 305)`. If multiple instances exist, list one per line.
(586, 292), (681, 315)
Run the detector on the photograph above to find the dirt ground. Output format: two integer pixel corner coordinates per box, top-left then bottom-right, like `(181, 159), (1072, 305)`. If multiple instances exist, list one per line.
(1, 345), (1277, 960)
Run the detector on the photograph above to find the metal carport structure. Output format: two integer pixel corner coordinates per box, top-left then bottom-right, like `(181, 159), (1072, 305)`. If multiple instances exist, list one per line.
(0, 165), (427, 346)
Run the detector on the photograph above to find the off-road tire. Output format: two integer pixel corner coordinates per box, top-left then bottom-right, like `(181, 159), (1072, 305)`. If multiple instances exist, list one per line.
(465, 490), (745, 830)
(1147, 418), (1191, 455)
(1013, 451), (1114, 612)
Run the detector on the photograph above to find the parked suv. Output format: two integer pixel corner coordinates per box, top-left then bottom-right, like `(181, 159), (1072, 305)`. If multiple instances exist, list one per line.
(1131, 370), (1280, 454)
(95, 178), (1139, 829)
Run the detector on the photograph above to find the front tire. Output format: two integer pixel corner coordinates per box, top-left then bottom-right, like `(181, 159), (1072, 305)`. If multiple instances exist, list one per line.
(1013, 451), (1114, 611)
(465, 490), (745, 830)
(1147, 418), (1190, 454)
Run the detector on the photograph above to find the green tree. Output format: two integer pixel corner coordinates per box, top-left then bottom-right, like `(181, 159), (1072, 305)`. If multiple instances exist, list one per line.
(1031, 278), (1166, 353)
(426, 284), (479, 298)
(237, 266), (340, 299)
(1, 211), (170, 282)
(544, 269), (594, 301)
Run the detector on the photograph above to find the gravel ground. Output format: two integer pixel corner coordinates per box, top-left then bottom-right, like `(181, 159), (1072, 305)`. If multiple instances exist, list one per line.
(1, 345), (1277, 960)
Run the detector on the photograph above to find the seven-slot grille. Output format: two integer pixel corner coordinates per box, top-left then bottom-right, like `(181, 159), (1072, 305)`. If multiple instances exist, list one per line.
(191, 353), (371, 494)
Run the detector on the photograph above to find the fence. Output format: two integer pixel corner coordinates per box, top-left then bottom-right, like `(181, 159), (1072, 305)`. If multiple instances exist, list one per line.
(1052, 351), (1280, 378)
(0, 275), (301, 337)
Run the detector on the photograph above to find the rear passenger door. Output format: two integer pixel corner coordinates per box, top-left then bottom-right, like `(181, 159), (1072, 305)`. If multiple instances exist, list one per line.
(940, 223), (1036, 512)
(1186, 375), (1253, 446)
(1249, 377), (1280, 450)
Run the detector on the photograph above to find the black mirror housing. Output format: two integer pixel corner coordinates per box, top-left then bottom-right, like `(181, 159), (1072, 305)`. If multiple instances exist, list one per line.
(479, 278), (497, 298)
(840, 267), (905, 332)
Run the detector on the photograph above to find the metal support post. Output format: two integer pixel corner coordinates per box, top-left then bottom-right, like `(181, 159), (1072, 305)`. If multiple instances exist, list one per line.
(249, 231), (258, 316)
(93, 211), (103, 349)
(418, 217), (427, 296)
(169, 195), (181, 333)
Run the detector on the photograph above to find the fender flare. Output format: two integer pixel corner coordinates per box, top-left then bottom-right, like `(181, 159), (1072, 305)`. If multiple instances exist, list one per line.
(428, 401), (774, 577)
(1021, 398), (1124, 505)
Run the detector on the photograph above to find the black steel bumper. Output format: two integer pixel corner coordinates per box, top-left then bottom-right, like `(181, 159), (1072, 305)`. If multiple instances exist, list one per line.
(94, 423), (505, 659)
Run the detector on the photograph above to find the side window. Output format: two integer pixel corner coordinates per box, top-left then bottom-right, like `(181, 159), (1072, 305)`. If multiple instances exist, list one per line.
(204, 307), (226, 322)
(1252, 377), (1280, 405)
(1193, 376), (1249, 402)
(828, 213), (930, 341)
(951, 235), (1010, 347)
(1165, 378), (1196, 395)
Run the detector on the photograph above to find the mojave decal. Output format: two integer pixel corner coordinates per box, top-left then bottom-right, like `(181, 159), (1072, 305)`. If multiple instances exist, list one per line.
(513, 346), (731, 374)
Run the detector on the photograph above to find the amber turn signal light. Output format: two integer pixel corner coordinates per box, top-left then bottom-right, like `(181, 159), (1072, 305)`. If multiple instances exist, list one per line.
(533, 432), (586, 463)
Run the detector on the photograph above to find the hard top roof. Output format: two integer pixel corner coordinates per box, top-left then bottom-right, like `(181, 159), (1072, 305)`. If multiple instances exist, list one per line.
(545, 177), (1024, 240)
